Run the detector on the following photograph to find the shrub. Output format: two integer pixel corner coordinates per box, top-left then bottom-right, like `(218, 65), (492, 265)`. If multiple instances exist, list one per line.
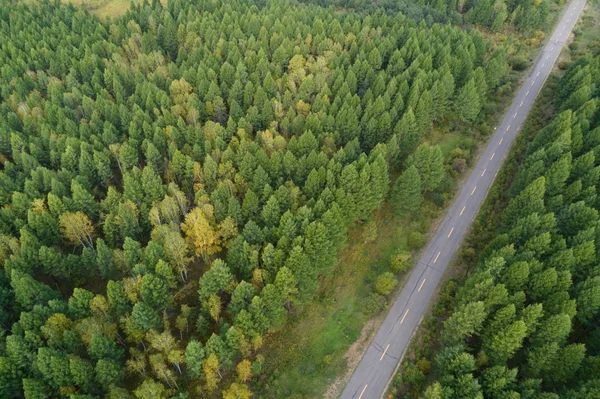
(390, 251), (412, 274)
(363, 293), (387, 316)
(362, 220), (378, 243)
(509, 56), (529, 71)
(375, 272), (398, 295)
(416, 358), (431, 374)
(407, 232), (425, 250)
(452, 158), (467, 174)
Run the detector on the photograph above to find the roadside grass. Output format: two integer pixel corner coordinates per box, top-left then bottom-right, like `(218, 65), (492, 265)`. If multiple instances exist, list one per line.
(569, 2), (600, 57)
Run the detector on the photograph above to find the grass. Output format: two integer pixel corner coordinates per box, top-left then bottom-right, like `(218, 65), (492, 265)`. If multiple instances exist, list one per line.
(57, 0), (143, 18)
(569, 1), (600, 57)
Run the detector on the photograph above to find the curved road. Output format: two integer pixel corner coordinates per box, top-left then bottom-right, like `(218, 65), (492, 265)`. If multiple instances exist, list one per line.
(340, 1), (587, 398)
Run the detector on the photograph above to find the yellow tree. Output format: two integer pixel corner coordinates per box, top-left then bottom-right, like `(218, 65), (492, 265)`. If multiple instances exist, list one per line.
(181, 205), (221, 261)
(236, 360), (252, 382)
(203, 353), (220, 393)
(207, 294), (222, 322)
(59, 211), (95, 249)
(222, 382), (252, 399)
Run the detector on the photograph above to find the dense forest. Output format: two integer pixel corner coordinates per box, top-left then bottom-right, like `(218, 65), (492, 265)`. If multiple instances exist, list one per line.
(0, 0), (514, 397)
(299, 0), (554, 31)
(398, 54), (600, 399)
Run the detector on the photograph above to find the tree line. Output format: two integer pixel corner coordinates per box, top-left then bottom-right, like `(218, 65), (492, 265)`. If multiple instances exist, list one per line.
(0, 0), (508, 397)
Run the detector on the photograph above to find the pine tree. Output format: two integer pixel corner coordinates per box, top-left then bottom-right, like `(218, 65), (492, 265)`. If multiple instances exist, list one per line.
(391, 165), (423, 218)
(407, 144), (445, 192)
(455, 78), (481, 123)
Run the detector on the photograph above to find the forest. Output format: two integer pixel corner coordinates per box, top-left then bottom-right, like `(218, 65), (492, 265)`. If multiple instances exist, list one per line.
(0, 0), (548, 397)
(395, 53), (600, 399)
(299, 0), (554, 31)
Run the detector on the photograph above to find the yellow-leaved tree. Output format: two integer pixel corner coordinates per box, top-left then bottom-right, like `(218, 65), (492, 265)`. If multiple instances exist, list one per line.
(203, 353), (220, 393)
(59, 211), (95, 249)
(222, 382), (252, 399)
(181, 203), (220, 261)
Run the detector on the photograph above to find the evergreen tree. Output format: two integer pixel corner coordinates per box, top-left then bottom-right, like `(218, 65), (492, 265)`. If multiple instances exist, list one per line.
(391, 165), (423, 218)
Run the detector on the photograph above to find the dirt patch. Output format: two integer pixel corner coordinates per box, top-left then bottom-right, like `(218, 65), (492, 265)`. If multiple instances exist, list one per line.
(324, 313), (384, 398)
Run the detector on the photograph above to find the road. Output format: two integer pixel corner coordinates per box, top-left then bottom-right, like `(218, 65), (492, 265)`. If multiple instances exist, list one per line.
(340, 1), (587, 398)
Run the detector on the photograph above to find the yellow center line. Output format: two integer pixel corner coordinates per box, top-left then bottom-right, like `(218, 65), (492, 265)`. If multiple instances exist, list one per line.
(434, 251), (441, 263)
(531, 80), (535, 86)
(506, 125), (510, 131)
(546, 54), (549, 60)
(490, 152), (495, 160)
(460, 206), (466, 216)
(542, 63), (545, 68)
(481, 168), (486, 177)
(380, 344), (390, 361)
(520, 101), (523, 107)
(358, 384), (368, 399)
(514, 112), (518, 118)
(447, 227), (454, 238)
(499, 138), (503, 145)
(471, 186), (477, 195)
(536, 71), (540, 77)
(400, 309), (409, 324)
(526, 90), (530, 96)
(418, 278), (426, 292)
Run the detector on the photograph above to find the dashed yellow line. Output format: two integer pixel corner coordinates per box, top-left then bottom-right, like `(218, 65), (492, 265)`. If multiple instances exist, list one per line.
(434, 252), (441, 263)
(499, 138), (503, 145)
(400, 309), (409, 324)
(447, 227), (454, 238)
(358, 384), (368, 399)
(418, 279), (426, 292)
(460, 206), (466, 216)
(471, 186), (477, 195)
(490, 152), (495, 160)
(526, 90), (530, 96)
(481, 168), (486, 177)
(506, 125), (510, 131)
(380, 344), (390, 361)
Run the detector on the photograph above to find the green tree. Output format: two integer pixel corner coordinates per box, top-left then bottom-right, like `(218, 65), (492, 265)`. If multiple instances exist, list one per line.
(407, 144), (445, 192)
(454, 78), (481, 123)
(131, 302), (161, 332)
(391, 165), (423, 218)
(441, 301), (487, 346)
(375, 272), (398, 295)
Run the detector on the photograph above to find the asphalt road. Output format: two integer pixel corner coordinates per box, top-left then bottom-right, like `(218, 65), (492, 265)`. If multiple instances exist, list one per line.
(340, 1), (587, 398)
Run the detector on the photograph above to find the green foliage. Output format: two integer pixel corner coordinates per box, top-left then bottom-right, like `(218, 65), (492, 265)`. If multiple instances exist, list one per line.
(375, 272), (399, 295)
(391, 165), (423, 218)
(363, 293), (388, 316)
(390, 251), (412, 274)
